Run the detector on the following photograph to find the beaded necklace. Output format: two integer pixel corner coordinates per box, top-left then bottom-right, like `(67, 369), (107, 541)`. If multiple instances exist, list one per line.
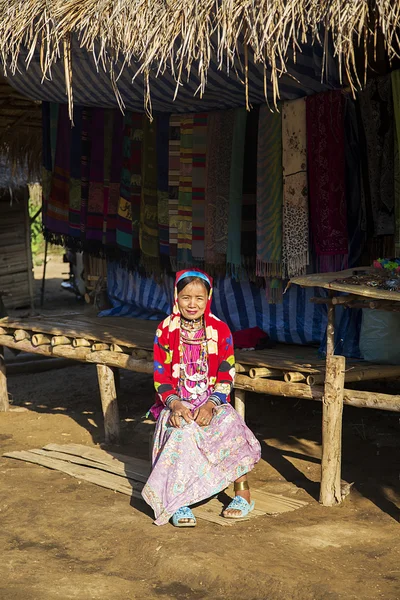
(178, 317), (208, 401)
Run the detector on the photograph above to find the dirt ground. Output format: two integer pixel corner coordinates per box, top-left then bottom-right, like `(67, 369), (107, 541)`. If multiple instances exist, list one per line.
(1, 256), (400, 599)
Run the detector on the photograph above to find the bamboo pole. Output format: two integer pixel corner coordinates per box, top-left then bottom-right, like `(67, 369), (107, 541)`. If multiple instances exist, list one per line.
(96, 364), (120, 444)
(14, 329), (31, 342)
(91, 343), (110, 352)
(320, 355), (346, 506)
(32, 333), (51, 347)
(110, 344), (124, 353)
(72, 338), (91, 348)
(249, 367), (282, 378)
(284, 372), (306, 383)
(0, 326), (8, 335)
(24, 187), (35, 313)
(234, 389), (246, 419)
(51, 335), (71, 347)
(235, 363), (248, 374)
(0, 345), (9, 411)
(51, 346), (91, 361)
(86, 351), (153, 374)
(307, 364), (400, 386)
(0, 334), (53, 357)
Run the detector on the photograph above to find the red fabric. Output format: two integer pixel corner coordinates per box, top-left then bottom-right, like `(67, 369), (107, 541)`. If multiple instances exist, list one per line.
(306, 91), (348, 270)
(151, 269), (235, 419)
(232, 327), (268, 349)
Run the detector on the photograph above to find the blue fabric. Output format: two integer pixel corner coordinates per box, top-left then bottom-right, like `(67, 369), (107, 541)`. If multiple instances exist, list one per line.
(100, 263), (361, 358)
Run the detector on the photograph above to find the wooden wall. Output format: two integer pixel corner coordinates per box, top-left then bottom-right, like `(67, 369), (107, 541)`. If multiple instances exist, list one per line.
(0, 189), (34, 311)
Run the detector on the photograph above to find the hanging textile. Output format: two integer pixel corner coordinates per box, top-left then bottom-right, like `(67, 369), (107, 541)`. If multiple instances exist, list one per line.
(391, 70), (400, 256)
(227, 108), (247, 277)
(256, 105), (283, 302)
(46, 103), (71, 239)
(157, 114), (170, 257)
(168, 115), (181, 270)
(140, 117), (159, 266)
(358, 76), (394, 236)
(41, 102), (52, 228)
(191, 113), (207, 261)
(241, 106), (259, 278)
(281, 98), (309, 279)
(205, 111), (234, 271)
(306, 90), (348, 272)
(177, 116), (194, 268)
(106, 110), (124, 248)
(344, 97), (366, 268)
(117, 112), (135, 252)
(68, 106), (83, 239)
(86, 108), (105, 243)
(79, 108), (92, 244)
(50, 103), (59, 172)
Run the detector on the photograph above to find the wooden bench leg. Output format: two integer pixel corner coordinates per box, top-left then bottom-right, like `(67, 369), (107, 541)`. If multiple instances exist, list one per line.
(234, 389), (246, 420)
(320, 354), (345, 506)
(96, 364), (120, 444)
(0, 345), (9, 412)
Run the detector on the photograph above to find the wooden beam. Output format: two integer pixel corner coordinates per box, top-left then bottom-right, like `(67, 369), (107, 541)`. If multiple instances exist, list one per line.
(0, 345), (9, 411)
(320, 355), (346, 506)
(96, 364), (120, 444)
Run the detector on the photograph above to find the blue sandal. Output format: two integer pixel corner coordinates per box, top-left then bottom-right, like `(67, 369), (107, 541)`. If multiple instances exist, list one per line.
(171, 506), (197, 527)
(223, 495), (255, 519)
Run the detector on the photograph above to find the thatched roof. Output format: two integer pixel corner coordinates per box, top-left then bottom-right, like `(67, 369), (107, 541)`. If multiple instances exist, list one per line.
(0, 1), (398, 117)
(0, 76), (41, 180)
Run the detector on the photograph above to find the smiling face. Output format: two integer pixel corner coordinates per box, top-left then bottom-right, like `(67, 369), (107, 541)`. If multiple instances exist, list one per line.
(177, 280), (208, 321)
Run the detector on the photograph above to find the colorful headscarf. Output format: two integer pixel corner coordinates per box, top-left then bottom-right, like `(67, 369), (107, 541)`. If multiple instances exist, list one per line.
(150, 269), (235, 419)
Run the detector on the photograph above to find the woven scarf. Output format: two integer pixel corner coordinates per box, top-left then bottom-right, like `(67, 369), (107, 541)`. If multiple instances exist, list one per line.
(46, 103), (71, 238)
(86, 108), (105, 243)
(79, 108), (92, 244)
(41, 102), (52, 230)
(306, 91), (348, 272)
(68, 106), (83, 239)
(205, 111), (234, 272)
(191, 113), (207, 262)
(117, 112), (134, 252)
(241, 106), (259, 278)
(168, 115), (181, 270)
(282, 98), (309, 279)
(256, 105), (283, 302)
(392, 70), (400, 255)
(227, 108), (247, 277)
(157, 114), (170, 257)
(106, 110), (124, 248)
(140, 117), (159, 265)
(177, 116), (194, 268)
(358, 76), (395, 236)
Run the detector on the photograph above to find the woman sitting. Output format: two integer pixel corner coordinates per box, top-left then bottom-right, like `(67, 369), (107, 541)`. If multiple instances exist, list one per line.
(142, 269), (261, 527)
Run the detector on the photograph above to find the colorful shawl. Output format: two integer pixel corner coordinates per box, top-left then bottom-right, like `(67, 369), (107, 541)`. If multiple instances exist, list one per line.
(168, 116), (181, 270)
(358, 76), (395, 236)
(117, 112), (135, 252)
(392, 70), (400, 255)
(256, 105), (283, 302)
(177, 116), (194, 268)
(68, 106), (83, 239)
(41, 102), (52, 230)
(157, 114), (170, 257)
(46, 103), (71, 237)
(86, 108), (105, 243)
(281, 98), (309, 279)
(151, 269), (235, 419)
(191, 113), (207, 261)
(106, 110), (124, 248)
(306, 91), (348, 272)
(241, 106), (259, 277)
(79, 108), (92, 244)
(140, 117), (159, 264)
(204, 111), (234, 271)
(227, 108), (247, 277)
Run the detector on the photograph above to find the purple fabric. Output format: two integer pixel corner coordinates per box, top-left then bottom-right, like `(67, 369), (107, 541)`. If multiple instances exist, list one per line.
(141, 402), (261, 525)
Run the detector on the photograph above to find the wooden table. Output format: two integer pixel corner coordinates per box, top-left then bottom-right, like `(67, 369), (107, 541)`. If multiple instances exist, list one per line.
(291, 267), (400, 507)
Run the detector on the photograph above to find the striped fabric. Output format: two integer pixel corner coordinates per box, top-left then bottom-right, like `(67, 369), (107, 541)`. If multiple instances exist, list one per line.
(100, 262), (361, 359)
(191, 113), (207, 261)
(168, 116), (181, 269)
(156, 114), (170, 256)
(177, 116), (194, 267)
(10, 41), (341, 113)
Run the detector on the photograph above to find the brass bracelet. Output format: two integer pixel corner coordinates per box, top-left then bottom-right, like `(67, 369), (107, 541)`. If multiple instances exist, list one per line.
(234, 480), (249, 492)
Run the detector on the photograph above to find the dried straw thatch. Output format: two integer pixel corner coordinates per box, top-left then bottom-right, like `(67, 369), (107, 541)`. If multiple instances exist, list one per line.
(0, 1), (398, 117)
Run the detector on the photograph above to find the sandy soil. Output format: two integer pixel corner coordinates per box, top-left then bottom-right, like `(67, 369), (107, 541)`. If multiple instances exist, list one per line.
(1, 256), (400, 599)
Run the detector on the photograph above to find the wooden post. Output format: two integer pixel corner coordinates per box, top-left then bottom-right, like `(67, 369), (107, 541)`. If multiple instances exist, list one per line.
(96, 364), (120, 444)
(0, 345), (9, 411)
(326, 291), (335, 356)
(320, 354), (346, 506)
(234, 389), (246, 420)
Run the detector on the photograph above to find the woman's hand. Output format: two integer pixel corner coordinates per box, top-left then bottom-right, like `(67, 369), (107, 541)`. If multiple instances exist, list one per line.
(193, 401), (214, 427)
(168, 399), (194, 428)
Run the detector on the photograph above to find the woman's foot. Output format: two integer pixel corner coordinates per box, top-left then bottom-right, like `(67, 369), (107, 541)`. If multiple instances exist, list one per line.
(223, 476), (253, 518)
(171, 506), (196, 527)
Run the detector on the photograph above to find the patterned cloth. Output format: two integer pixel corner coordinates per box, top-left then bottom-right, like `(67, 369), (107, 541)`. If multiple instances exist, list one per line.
(79, 108), (92, 244)
(191, 114), (208, 261)
(281, 98), (309, 279)
(157, 114), (170, 257)
(241, 107), (259, 278)
(177, 117), (194, 267)
(358, 76), (395, 236)
(168, 116), (181, 269)
(306, 91), (348, 272)
(86, 108), (105, 243)
(142, 268), (261, 525)
(140, 118), (159, 263)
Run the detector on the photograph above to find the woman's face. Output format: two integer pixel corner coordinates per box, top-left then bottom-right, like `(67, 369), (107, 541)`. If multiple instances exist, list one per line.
(177, 280), (208, 320)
